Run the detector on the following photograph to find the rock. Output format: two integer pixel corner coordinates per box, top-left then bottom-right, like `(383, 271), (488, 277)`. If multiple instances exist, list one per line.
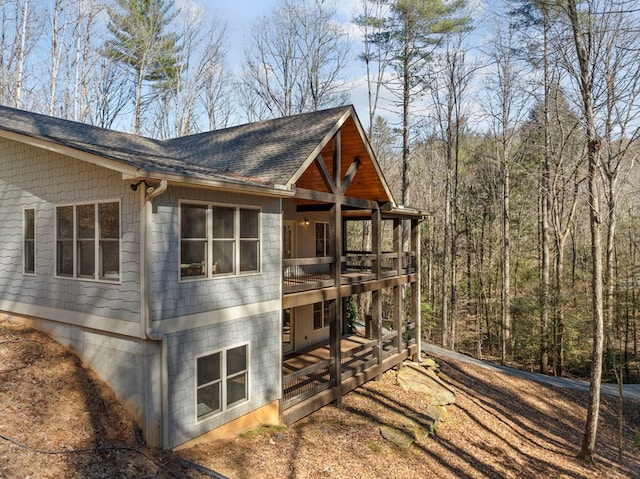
(397, 362), (456, 406)
(380, 425), (416, 448)
(420, 356), (439, 369)
(426, 404), (450, 423)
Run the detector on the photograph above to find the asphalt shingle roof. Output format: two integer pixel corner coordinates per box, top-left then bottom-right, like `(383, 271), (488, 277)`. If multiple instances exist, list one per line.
(0, 104), (354, 189)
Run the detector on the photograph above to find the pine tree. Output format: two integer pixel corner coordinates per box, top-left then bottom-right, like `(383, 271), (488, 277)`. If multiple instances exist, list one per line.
(103, 0), (180, 134)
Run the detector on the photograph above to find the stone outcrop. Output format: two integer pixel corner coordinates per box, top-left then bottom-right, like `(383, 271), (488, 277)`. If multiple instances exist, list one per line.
(380, 356), (456, 448)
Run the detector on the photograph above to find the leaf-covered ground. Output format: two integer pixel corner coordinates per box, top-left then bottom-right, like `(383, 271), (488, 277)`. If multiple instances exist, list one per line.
(1, 316), (638, 478)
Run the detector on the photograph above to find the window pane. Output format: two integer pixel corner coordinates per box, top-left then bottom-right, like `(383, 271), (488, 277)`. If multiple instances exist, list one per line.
(77, 240), (95, 277)
(213, 241), (234, 274)
(57, 206), (73, 239)
(100, 241), (120, 280)
(197, 353), (221, 385)
(181, 241), (207, 277)
(197, 383), (220, 419)
(77, 204), (95, 239)
(25, 242), (35, 274)
(181, 204), (207, 239)
(313, 302), (322, 330)
(24, 209), (35, 239)
(212, 207), (234, 238)
(57, 240), (73, 276)
(99, 203), (119, 239)
(226, 345), (247, 375)
(315, 223), (326, 257)
(226, 374), (247, 406)
(240, 209), (259, 238)
(324, 301), (333, 328)
(239, 240), (258, 272)
(24, 209), (35, 274)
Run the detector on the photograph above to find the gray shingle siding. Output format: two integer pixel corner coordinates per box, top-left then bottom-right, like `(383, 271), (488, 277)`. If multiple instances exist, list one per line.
(150, 186), (281, 321)
(166, 310), (280, 447)
(0, 137), (141, 322)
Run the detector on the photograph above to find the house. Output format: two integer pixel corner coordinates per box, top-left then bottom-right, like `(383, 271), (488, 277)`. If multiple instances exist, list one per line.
(0, 104), (425, 449)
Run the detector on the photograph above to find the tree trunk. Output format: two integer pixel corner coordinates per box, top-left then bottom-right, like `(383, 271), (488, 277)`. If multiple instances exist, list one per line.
(566, 0), (605, 462)
(501, 139), (511, 363)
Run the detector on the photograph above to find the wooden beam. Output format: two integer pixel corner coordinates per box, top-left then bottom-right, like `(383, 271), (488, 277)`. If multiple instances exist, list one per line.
(293, 189), (379, 210)
(314, 154), (337, 194)
(341, 156), (361, 195)
(333, 130), (341, 186)
(294, 187), (336, 204)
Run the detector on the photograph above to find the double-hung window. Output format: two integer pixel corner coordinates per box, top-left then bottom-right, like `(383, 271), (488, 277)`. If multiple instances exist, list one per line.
(24, 208), (35, 274)
(196, 344), (249, 422)
(56, 202), (120, 281)
(180, 203), (261, 279)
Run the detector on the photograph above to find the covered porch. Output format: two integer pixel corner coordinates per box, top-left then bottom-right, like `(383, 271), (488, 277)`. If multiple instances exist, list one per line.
(278, 108), (424, 425)
(281, 314), (418, 425)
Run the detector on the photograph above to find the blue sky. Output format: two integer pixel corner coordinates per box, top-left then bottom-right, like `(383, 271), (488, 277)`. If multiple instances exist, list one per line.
(183, 0), (376, 123)
(179, 0), (492, 131)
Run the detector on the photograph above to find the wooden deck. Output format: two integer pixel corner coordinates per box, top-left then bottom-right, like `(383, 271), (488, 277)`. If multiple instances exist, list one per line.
(281, 335), (417, 425)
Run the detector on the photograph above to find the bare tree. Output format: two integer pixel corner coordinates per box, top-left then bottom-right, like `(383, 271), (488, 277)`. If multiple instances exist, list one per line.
(0, 0), (42, 108)
(563, 0), (605, 463)
(559, 0), (640, 462)
(241, 0), (350, 120)
(483, 18), (532, 363)
(426, 31), (477, 349)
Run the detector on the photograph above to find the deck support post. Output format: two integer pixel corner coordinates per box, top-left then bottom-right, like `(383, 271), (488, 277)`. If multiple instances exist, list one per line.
(329, 131), (343, 403)
(393, 218), (403, 355)
(411, 218), (421, 361)
(372, 208), (383, 378)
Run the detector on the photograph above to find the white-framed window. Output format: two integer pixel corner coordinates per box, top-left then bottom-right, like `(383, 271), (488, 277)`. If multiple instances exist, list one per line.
(24, 208), (35, 274)
(313, 300), (333, 330)
(55, 201), (120, 281)
(315, 221), (329, 257)
(196, 343), (249, 422)
(180, 202), (261, 279)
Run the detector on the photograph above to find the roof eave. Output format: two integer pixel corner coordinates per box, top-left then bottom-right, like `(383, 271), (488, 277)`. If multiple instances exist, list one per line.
(129, 170), (296, 198)
(0, 129), (140, 177)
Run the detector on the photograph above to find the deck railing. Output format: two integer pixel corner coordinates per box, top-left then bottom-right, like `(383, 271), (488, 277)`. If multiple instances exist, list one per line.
(282, 358), (334, 408)
(283, 251), (417, 294)
(283, 257), (334, 293)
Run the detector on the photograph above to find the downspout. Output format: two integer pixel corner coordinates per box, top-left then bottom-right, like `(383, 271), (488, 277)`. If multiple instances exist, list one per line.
(139, 179), (169, 448)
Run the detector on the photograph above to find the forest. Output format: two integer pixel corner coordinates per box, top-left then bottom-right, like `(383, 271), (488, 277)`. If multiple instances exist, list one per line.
(1, 0), (639, 461)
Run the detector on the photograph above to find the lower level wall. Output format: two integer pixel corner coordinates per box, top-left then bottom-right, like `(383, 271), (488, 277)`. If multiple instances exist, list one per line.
(2, 308), (285, 450)
(0, 311), (163, 447)
(165, 310), (282, 448)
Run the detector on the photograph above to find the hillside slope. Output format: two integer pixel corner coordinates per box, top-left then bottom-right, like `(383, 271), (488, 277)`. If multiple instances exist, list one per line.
(1, 317), (638, 478)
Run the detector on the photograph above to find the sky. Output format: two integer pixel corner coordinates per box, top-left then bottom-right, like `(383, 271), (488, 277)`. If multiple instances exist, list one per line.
(181, 0), (380, 126)
(176, 0), (492, 131)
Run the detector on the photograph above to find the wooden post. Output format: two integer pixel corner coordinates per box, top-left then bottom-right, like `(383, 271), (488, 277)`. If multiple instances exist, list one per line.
(411, 218), (421, 361)
(329, 132), (343, 403)
(393, 218), (403, 355)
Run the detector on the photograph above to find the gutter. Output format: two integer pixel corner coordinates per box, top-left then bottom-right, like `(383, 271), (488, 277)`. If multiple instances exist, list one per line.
(139, 179), (170, 448)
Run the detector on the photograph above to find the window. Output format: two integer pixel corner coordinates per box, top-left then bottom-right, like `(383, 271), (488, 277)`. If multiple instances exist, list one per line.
(56, 202), (120, 281)
(180, 203), (260, 279)
(24, 208), (35, 274)
(315, 222), (328, 257)
(196, 344), (249, 421)
(313, 300), (333, 330)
